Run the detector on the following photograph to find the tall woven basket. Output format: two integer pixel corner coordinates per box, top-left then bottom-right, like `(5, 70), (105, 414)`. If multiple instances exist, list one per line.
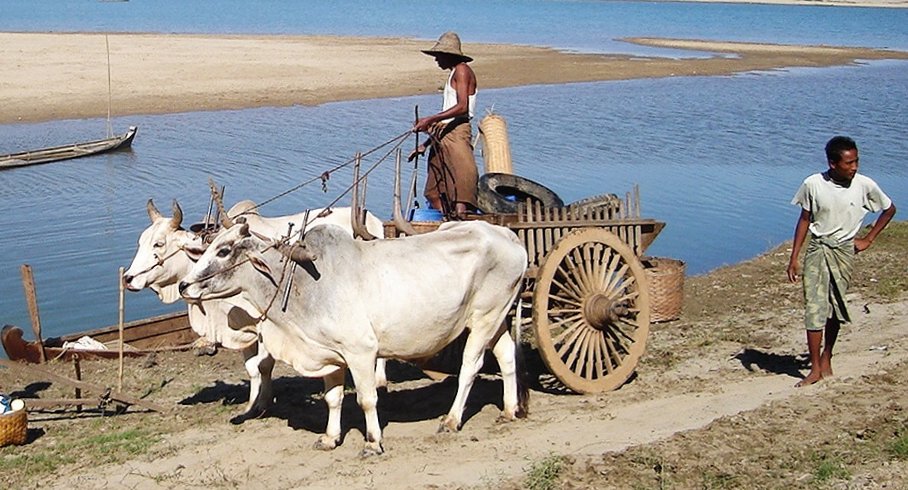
(643, 257), (685, 323)
(478, 113), (514, 175)
(0, 408), (28, 447)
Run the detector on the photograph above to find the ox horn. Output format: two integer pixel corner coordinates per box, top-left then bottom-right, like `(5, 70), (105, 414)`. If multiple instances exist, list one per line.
(392, 149), (420, 236)
(147, 199), (163, 222)
(170, 200), (184, 229)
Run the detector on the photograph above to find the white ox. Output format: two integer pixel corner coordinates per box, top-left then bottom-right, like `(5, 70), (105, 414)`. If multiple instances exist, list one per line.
(178, 220), (529, 455)
(124, 199), (385, 422)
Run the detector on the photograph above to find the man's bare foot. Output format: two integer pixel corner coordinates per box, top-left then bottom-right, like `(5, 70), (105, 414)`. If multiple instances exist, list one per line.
(820, 355), (833, 379)
(795, 371), (822, 387)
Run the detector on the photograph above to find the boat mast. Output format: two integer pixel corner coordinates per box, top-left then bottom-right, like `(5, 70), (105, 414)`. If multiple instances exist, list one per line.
(106, 34), (113, 138)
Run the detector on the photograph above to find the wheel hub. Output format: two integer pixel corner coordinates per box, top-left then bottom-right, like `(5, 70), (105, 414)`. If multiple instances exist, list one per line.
(583, 293), (628, 330)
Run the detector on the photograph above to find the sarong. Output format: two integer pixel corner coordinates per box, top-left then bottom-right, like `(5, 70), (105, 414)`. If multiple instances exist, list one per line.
(802, 235), (854, 330)
(424, 118), (479, 211)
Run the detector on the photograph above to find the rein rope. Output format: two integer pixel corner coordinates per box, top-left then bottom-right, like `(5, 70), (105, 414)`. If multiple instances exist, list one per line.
(228, 129), (412, 219)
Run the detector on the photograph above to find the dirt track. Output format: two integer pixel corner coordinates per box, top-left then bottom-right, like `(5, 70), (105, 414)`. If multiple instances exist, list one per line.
(3, 232), (901, 489)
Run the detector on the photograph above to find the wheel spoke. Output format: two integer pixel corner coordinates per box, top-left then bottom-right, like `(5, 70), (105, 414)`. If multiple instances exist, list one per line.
(587, 330), (602, 380)
(562, 327), (590, 371)
(598, 249), (619, 294)
(565, 250), (591, 295)
(597, 332), (614, 374)
(603, 330), (625, 366)
(551, 314), (585, 344)
(576, 329), (594, 380)
(603, 263), (630, 297)
(554, 265), (584, 301)
(547, 292), (583, 309)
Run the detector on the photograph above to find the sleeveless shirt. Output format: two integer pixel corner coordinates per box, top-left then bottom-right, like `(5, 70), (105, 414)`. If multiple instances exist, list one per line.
(441, 66), (476, 123)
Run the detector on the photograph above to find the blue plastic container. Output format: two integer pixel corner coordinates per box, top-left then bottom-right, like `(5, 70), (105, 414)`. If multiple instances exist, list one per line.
(408, 207), (444, 222)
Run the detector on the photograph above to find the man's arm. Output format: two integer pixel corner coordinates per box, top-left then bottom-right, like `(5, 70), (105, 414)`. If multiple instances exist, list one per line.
(787, 208), (811, 283)
(855, 203), (897, 252)
(412, 63), (475, 133)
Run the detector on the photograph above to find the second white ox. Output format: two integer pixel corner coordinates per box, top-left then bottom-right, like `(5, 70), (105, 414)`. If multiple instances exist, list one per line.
(124, 199), (385, 423)
(179, 220), (529, 455)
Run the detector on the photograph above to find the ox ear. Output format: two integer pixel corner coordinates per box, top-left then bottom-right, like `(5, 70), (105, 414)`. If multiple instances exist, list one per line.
(171, 200), (184, 229)
(147, 199), (163, 222)
(247, 252), (278, 287)
(184, 242), (208, 262)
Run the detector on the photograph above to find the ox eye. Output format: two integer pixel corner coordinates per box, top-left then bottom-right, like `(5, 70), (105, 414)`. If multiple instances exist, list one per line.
(216, 247), (230, 258)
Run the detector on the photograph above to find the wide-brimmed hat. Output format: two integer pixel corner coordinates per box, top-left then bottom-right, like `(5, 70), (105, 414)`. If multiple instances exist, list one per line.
(421, 32), (473, 62)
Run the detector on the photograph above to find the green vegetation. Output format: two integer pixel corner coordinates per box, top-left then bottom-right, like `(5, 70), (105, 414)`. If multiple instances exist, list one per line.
(889, 431), (908, 460)
(524, 454), (566, 490)
(811, 453), (850, 483)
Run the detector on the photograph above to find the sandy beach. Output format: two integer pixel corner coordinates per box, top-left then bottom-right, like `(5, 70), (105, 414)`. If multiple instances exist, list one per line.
(2, 32), (907, 125)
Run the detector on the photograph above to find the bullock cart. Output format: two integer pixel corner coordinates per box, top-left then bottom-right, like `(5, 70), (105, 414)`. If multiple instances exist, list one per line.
(384, 186), (664, 394)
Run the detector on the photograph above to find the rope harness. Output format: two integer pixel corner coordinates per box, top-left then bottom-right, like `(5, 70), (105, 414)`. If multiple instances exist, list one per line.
(179, 128), (421, 343)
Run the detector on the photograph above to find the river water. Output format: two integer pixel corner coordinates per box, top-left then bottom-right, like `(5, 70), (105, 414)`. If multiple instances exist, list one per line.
(1, 0), (906, 339)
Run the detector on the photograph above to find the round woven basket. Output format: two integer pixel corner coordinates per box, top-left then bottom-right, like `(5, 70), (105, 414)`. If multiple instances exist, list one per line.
(643, 257), (685, 323)
(0, 407), (28, 447)
(478, 114), (514, 175)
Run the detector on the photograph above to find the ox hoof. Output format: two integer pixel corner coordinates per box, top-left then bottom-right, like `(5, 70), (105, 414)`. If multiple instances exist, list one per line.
(313, 435), (340, 451)
(229, 407), (266, 425)
(495, 412), (519, 424)
(361, 442), (384, 457)
(194, 345), (218, 356)
(437, 416), (461, 433)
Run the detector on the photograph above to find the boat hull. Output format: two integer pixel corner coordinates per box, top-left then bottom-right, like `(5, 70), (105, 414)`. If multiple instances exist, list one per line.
(2, 310), (196, 363)
(0, 126), (137, 170)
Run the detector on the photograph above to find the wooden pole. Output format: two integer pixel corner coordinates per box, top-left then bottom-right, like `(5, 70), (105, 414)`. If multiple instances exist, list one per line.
(0, 359), (169, 413)
(118, 266), (125, 392)
(73, 353), (83, 412)
(19, 264), (47, 363)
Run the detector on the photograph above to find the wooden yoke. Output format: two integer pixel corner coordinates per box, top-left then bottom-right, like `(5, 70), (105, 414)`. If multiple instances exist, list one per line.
(393, 149), (420, 237)
(351, 152), (377, 240)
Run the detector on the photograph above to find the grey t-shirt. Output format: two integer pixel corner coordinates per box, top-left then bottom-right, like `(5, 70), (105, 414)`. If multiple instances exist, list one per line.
(792, 171), (892, 243)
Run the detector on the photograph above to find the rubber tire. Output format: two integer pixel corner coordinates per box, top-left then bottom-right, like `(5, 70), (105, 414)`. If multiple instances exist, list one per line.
(477, 173), (564, 214)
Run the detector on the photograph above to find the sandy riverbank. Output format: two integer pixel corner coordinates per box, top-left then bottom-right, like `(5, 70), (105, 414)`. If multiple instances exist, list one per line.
(2, 32), (907, 125)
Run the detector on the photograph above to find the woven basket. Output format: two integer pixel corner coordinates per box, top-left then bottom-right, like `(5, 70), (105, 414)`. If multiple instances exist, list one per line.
(643, 257), (685, 323)
(0, 407), (28, 447)
(478, 113), (514, 175)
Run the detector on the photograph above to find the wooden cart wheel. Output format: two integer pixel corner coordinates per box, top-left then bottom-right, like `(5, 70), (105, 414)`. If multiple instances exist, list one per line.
(532, 228), (651, 393)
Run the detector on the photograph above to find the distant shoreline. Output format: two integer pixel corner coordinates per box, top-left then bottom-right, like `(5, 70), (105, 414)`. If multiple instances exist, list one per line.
(1, 32), (907, 125)
(648, 0), (908, 7)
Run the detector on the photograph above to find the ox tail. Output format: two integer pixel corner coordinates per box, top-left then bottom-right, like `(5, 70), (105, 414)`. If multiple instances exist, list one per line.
(514, 291), (530, 418)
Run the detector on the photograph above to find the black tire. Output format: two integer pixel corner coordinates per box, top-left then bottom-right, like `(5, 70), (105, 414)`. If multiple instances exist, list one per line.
(477, 173), (564, 214)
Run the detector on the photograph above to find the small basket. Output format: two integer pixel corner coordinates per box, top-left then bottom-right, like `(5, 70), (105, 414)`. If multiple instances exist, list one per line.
(0, 407), (28, 447)
(643, 257), (685, 323)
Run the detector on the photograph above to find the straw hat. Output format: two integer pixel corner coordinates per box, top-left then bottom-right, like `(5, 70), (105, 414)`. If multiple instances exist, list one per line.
(421, 32), (473, 63)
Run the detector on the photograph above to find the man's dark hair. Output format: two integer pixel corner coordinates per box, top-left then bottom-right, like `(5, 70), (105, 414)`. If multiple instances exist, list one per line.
(825, 136), (857, 163)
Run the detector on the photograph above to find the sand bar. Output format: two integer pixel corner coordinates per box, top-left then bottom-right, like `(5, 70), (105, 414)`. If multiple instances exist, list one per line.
(2, 32), (907, 125)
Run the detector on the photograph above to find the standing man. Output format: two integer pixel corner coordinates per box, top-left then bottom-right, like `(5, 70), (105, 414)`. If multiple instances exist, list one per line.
(787, 135), (896, 387)
(411, 31), (479, 218)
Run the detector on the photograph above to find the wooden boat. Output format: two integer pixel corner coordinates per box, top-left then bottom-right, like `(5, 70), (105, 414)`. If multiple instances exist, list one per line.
(0, 125), (137, 171)
(2, 310), (197, 363)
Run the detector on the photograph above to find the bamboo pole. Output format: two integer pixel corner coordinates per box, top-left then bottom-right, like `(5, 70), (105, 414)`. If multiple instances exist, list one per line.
(118, 266), (125, 392)
(19, 264), (46, 363)
(73, 354), (83, 412)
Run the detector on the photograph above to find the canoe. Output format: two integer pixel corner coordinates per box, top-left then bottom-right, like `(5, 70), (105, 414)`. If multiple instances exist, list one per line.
(2, 310), (197, 363)
(0, 126), (137, 170)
